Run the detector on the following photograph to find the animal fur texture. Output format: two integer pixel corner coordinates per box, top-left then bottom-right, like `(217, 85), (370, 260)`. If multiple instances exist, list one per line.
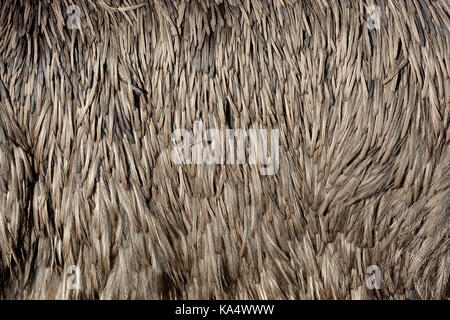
(0, 0), (449, 300)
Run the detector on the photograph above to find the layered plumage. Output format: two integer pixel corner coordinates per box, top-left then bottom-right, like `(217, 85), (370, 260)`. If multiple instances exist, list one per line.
(0, 0), (449, 299)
